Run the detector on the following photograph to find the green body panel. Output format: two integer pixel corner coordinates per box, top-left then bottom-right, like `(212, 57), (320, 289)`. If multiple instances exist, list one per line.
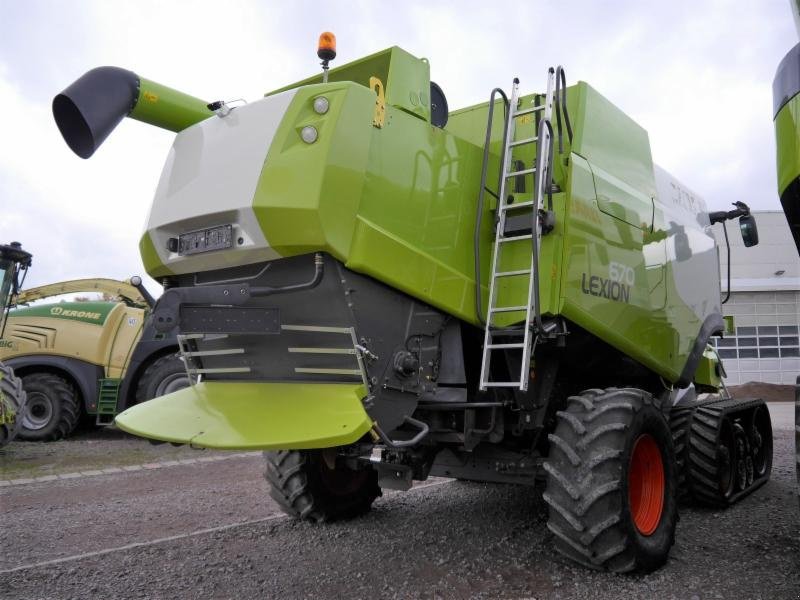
(776, 94), (800, 197)
(10, 301), (116, 326)
(693, 346), (722, 388)
(114, 381), (373, 450)
(255, 83), (374, 260)
(254, 80), (492, 324)
(139, 232), (172, 278)
(267, 47), (431, 123)
(130, 77), (212, 133)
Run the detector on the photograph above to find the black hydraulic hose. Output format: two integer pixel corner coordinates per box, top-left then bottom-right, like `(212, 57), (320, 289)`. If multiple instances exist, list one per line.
(474, 88), (509, 327)
(554, 66), (573, 154)
(250, 253), (324, 297)
(721, 221), (731, 304)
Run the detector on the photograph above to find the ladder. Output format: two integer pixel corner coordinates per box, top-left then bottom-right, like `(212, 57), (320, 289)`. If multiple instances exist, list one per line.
(96, 378), (121, 424)
(479, 70), (555, 391)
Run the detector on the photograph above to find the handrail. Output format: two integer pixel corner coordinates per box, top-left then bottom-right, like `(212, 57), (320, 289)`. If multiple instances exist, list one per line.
(474, 88), (509, 326)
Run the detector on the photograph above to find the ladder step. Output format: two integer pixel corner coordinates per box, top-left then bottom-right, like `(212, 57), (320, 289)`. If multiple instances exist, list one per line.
(489, 305), (528, 313)
(486, 343), (525, 349)
(498, 234), (533, 243)
(514, 105), (545, 117)
(509, 136), (538, 147)
(488, 327), (526, 336)
(495, 269), (532, 277)
(482, 382), (523, 388)
(506, 167), (535, 178)
(499, 200), (534, 211)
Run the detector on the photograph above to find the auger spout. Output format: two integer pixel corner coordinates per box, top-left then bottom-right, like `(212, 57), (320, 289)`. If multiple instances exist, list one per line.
(53, 67), (212, 158)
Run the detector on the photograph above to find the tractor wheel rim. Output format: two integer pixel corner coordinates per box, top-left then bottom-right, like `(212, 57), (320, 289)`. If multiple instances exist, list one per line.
(22, 392), (52, 430)
(628, 434), (665, 536)
(155, 373), (190, 397)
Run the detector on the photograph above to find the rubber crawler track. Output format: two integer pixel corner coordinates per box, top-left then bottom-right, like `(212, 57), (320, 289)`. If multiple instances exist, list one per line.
(675, 396), (772, 506)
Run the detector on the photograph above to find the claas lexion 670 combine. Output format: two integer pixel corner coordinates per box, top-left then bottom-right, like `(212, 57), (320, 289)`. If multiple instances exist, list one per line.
(53, 34), (774, 572)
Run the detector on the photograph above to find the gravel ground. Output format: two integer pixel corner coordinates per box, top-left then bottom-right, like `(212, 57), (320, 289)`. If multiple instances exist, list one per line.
(0, 407), (797, 600)
(0, 425), (230, 480)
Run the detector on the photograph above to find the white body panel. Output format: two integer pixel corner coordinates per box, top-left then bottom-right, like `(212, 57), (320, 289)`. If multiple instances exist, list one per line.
(144, 90), (298, 275)
(654, 164), (722, 325)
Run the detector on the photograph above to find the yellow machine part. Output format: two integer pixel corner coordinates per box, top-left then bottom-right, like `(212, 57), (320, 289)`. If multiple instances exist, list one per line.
(114, 381), (374, 450)
(0, 304), (146, 378)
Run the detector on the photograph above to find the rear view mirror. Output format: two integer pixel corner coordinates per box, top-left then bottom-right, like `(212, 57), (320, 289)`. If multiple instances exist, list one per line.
(739, 214), (759, 247)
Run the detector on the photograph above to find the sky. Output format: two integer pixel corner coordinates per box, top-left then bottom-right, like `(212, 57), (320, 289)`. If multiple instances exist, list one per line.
(0, 0), (797, 295)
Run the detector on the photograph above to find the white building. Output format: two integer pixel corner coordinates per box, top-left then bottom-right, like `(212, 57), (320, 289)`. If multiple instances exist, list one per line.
(710, 211), (799, 384)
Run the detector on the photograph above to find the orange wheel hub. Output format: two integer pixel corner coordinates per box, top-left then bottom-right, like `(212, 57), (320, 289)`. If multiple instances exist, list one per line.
(628, 434), (665, 536)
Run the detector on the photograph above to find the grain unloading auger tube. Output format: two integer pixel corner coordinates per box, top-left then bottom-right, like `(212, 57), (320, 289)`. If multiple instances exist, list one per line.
(52, 36), (773, 573)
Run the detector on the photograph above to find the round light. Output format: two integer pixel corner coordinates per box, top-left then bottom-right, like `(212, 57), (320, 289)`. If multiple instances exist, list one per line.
(301, 126), (318, 144)
(313, 96), (329, 114)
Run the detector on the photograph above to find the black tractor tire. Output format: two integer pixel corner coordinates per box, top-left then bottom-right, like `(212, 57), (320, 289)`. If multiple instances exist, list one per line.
(544, 388), (678, 573)
(18, 373), (80, 441)
(135, 353), (190, 402)
(264, 449), (381, 522)
(0, 362), (27, 447)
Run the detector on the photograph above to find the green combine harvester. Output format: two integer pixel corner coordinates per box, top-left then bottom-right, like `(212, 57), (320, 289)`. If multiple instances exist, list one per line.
(773, 1), (800, 506)
(53, 35), (775, 572)
(0, 242), (33, 448)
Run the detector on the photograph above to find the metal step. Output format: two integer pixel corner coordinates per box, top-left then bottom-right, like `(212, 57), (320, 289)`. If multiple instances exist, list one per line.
(498, 234), (533, 243)
(506, 167), (536, 178)
(500, 200), (535, 211)
(509, 135), (538, 147)
(490, 305), (528, 313)
(514, 105), (545, 117)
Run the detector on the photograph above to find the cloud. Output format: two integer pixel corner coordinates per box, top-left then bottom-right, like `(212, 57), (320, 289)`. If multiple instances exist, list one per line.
(1, 0), (797, 296)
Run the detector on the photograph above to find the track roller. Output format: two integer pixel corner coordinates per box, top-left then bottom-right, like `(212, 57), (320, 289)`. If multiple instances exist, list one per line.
(671, 396), (772, 506)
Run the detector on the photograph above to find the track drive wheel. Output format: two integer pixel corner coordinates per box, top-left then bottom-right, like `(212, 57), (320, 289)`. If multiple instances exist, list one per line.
(135, 353), (190, 402)
(264, 449), (381, 522)
(18, 373), (80, 441)
(0, 362), (27, 447)
(544, 388), (678, 573)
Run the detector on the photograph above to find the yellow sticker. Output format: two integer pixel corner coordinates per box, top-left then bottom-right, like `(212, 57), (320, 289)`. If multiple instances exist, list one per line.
(143, 91), (159, 103)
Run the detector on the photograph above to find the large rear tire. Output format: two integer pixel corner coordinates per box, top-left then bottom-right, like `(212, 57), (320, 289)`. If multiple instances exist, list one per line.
(18, 373), (80, 441)
(135, 353), (190, 402)
(0, 362), (27, 447)
(264, 449), (381, 522)
(544, 388), (678, 573)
